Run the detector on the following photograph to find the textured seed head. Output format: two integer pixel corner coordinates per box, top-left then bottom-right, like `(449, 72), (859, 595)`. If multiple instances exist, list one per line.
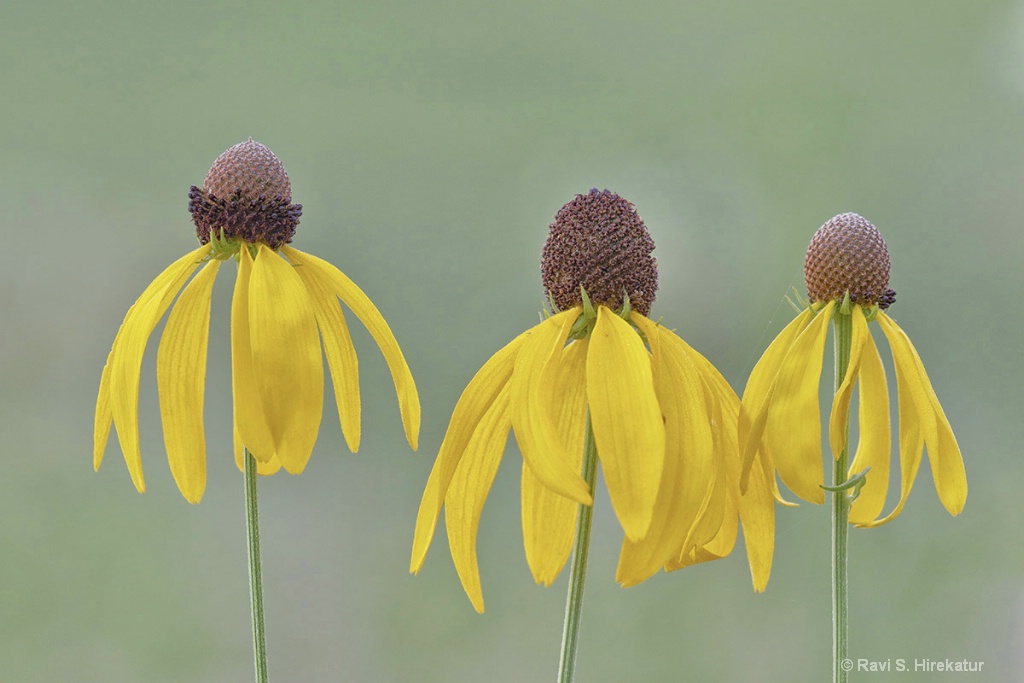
(541, 189), (658, 316)
(804, 212), (896, 309)
(188, 138), (302, 250)
(204, 138), (293, 201)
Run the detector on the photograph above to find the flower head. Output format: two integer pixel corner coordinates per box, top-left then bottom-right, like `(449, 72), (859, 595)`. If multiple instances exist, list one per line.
(411, 190), (774, 612)
(739, 212), (967, 525)
(541, 188), (658, 316)
(94, 139), (420, 503)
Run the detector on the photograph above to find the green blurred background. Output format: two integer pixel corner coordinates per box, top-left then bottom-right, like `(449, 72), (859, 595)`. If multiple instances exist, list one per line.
(2, 0), (1021, 680)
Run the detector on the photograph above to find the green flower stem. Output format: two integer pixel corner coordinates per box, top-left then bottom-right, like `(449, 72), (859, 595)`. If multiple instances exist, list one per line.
(831, 311), (853, 683)
(557, 412), (599, 683)
(244, 448), (269, 683)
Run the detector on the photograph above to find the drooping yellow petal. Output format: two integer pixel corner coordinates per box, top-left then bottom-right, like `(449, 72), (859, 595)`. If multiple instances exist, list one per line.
(281, 246), (420, 450)
(828, 305), (869, 459)
(617, 317), (713, 586)
(686, 332), (775, 591)
(444, 381), (514, 613)
(107, 245), (210, 492)
(668, 452), (732, 571)
(736, 438), (775, 591)
(247, 244), (324, 474)
(739, 306), (816, 489)
(693, 487), (740, 564)
(510, 309), (592, 505)
(681, 362), (740, 567)
(765, 301), (836, 504)
(878, 313), (966, 517)
(522, 339), (588, 586)
(586, 307), (665, 542)
(94, 327), (123, 471)
(411, 332), (528, 573)
(848, 328), (891, 525)
(289, 250), (361, 452)
(156, 259), (220, 503)
(927, 405), (967, 516)
(231, 246), (276, 464)
(858, 344), (924, 527)
(233, 424), (282, 476)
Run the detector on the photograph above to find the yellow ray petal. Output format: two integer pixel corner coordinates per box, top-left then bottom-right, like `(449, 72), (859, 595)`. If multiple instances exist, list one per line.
(289, 250), (361, 452)
(108, 245), (210, 493)
(736, 440), (775, 591)
(696, 485), (740, 561)
(927, 404), (967, 515)
(765, 301), (835, 504)
(444, 380), (514, 613)
(668, 453), (733, 571)
(156, 259), (220, 503)
(616, 317), (713, 586)
(233, 425), (282, 475)
(410, 332), (527, 573)
(232, 247), (276, 463)
(587, 307), (665, 542)
(829, 306), (869, 459)
(848, 328), (891, 525)
(510, 310), (592, 505)
(522, 339), (588, 586)
(94, 327), (123, 471)
(684, 331), (775, 590)
(878, 313), (966, 517)
(247, 245), (324, 474)
(281, 246), (420, 449)
(670, 334), (753, 506)
(671, 458), (724, 567)
(685, 365), (741, 567)
(857, 348), (924, 527)
(739, 306), (816, 489)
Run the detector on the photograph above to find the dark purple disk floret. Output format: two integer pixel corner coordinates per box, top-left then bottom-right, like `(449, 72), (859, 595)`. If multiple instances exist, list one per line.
(188, 139), (302, 250)
(541, 189), (659, 316)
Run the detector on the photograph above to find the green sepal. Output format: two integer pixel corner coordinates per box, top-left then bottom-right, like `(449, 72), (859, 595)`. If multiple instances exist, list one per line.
(580, 285), (596, 320)
(838, 290), (854, 315)
(206, 228), (244, 262)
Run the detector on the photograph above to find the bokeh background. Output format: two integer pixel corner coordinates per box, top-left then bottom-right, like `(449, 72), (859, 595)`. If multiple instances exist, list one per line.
(2, 0), (1022, 681)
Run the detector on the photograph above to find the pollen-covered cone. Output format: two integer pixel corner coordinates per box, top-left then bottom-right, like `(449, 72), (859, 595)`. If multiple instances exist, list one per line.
(739, 212), (966, 525)
(94, 139), (420, 502)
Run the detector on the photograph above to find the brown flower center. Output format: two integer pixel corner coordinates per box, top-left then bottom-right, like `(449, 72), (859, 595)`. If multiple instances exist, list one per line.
(804, 212), (896, 309)
(188, 138), (302, 250)
(541, 189), (659, 316)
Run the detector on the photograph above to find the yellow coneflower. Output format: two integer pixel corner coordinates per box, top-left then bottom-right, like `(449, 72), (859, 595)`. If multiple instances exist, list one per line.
(411, 189), (774, 616)
(740, 211), (967, 524)
(94, 139), (420, 503)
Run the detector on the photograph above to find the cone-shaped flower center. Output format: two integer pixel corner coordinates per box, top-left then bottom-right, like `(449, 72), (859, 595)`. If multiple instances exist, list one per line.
(541, 189), (658, 316)
(804, 212), (896, 309)
(188, 138), (303, 251)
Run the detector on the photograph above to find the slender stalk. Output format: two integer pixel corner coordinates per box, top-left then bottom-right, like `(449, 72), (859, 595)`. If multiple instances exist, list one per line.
(831, 311), (853, 683)
(244, 448), (269, 683)
(556, 412), (599, 683)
